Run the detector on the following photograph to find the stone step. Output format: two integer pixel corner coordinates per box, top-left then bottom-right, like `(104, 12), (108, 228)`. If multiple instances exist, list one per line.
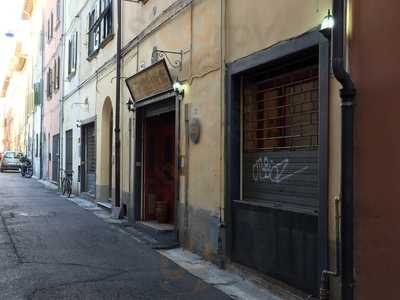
(133, 221), (179, 249)
(97, 201), (112, 212)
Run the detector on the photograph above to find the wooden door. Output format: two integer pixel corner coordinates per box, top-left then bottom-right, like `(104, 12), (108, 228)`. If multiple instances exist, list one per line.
(143, 112), (175, 223)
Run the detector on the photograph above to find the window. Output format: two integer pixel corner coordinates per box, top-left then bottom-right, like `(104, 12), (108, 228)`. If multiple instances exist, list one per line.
(4, 152), (16, 159)
(57, 56), (61, 88)
(34, 82), (42, 106)
(51, 12), (54, 37)
(243, 63), (319, 153)
(67, 32), (78, 77)
(46, 68), (53, 98)
(47, 18), (51, 41)
(53, 60), (57, 91)
(53, 57), (60, 90)
(47, 12), (54, 42)
(35, 134), (39, 157)
(56, 0), (61, 25)
(241, 54), (320, 209)
(88, 0), (113, 57)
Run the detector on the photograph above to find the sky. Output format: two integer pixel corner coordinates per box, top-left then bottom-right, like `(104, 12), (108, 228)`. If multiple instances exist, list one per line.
(0, 0), (25, 91)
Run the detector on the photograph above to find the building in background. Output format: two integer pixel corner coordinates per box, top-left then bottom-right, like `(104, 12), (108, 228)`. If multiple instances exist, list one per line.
(42, 0), (63, 184)
(0, 40), (30, 154)
(0, 0), (44, 178)
(23, 0), (45, 178)
(62, 0), (116, 200)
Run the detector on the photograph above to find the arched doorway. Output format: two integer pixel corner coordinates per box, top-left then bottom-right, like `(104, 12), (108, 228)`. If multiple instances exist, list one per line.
(100, 97), (113, 202)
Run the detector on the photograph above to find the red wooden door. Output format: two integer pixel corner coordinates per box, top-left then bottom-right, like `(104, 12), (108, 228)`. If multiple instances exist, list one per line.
(144, 112), (175, 223)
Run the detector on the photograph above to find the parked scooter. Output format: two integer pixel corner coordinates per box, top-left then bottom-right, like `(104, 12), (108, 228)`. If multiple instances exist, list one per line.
(20, 156), (33, 178)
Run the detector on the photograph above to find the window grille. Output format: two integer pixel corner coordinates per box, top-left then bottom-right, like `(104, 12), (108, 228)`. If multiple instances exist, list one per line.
(244, 62), (319, 153)
(241, 54), (320, 212)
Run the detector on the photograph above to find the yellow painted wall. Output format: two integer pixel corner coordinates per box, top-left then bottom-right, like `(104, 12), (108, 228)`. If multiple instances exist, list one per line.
(226, 0), (331, 62)
(104, 1), (342, 297)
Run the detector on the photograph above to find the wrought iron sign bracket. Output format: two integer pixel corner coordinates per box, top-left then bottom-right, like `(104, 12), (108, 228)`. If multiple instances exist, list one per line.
(151, 47), (183, 71)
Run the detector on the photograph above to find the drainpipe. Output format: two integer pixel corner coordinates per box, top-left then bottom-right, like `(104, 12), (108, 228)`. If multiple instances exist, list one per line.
(40, 25), (45, 179)
(115, 0), (122, 208)
(332, 0), (356, 299)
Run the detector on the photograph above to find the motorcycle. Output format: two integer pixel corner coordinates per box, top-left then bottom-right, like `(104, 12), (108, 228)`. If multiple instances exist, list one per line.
(20, 156), (33, 178)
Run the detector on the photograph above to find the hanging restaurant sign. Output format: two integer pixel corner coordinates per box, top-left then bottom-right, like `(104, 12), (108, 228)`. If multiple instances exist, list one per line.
(125, 59), (173, 102)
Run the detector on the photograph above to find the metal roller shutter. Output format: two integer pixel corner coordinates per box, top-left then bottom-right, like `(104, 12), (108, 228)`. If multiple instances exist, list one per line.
(86, 123), (96, 195)
(232, 53), (321, 295)
(242, 60), (319, 214)
(52, 134), (60, 183)
(65, 130), (73, 175)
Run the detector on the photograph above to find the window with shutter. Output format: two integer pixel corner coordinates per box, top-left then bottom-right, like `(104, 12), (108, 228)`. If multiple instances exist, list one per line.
(57, 56), (60, 89)
(88, 0), (113, 58)
(56, 0), (61, 26)
(50, 12), (54, 38)
(47, 19), (50, 41)
(53, 60), (57, 91)
(67, 33), (78, 78)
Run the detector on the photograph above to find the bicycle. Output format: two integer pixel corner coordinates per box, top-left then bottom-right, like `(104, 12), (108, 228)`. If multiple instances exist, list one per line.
(61, 169), (73, 198)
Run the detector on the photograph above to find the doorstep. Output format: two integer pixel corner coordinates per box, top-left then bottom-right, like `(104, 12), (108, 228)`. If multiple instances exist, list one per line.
(97, 201), (112, 212)
(136, 221), (174, 233)
(133, 221), (179, 250)
(80, 192), (96, 202)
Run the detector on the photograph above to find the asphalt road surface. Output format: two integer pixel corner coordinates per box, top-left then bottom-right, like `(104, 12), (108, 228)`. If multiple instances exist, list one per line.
(0, 172), (230, 300)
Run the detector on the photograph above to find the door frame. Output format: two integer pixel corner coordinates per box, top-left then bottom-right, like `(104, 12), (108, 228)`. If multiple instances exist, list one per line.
(132, 91), (180, 229)
(225, 29), (330, 290)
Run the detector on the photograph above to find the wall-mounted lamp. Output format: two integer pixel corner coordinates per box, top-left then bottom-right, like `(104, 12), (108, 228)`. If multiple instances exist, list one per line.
(173, 79), (185, 97)
(320, 9), (334, 39)
(126, 99), (135, 112)
(76, 120), (82, 128)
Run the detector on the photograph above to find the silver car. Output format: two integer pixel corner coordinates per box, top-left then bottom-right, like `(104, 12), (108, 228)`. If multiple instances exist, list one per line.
(0, 151), (22, 172)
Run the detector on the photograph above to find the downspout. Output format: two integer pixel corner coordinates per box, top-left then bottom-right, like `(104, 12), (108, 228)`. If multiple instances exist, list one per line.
(320, 0), (356, 299)
(217, 0), (226, 269)
(40, 22), (45, 179)
(115, 0), (122, 208)
(59, 1), (65, 190)
(332, 0), (356, 299)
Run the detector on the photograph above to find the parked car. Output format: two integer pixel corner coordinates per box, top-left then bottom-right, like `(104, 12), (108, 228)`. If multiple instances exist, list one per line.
(0, 151), (22, 172)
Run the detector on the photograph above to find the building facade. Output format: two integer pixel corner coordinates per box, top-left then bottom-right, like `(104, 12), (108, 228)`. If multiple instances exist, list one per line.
(350, 0), (400, 299)
(29, 0), (45, 178)
(42, 0), (63, 183)
(118, 0), (340, 299)
(62, 0), (116, 200)
(4, 0), (400, 299)
(60, 0), (343, 298)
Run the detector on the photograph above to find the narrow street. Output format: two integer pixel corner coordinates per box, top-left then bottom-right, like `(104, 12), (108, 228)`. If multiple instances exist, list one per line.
(0, 172), (230, 300)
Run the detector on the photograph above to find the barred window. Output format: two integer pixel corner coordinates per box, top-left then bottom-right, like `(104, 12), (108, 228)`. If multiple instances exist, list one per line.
(241, 53), (320, 211)
(243, 62), (319, 153)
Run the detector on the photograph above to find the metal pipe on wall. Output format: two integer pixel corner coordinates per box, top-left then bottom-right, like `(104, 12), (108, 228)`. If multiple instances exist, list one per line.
(115, 0), (122, 208)
(332, 0), (356, 299)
